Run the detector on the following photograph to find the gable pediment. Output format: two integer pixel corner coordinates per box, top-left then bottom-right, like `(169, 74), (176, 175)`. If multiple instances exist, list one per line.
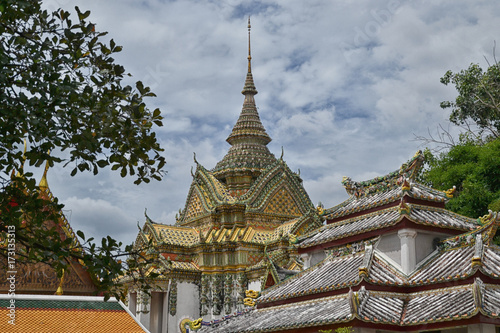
(263, 186), (302, 216)
(244, 161), (313, 216)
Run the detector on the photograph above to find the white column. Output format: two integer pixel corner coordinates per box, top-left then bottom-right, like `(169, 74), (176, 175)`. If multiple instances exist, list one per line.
(398, 229), (417, 274)
(149, 292), (164, 333)
(468, 323), (496, 333)
(128, 292), (137, 316)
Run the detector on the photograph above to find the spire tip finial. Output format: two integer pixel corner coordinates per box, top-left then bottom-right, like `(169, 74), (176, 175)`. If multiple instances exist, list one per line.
(247, 16), (252, 73)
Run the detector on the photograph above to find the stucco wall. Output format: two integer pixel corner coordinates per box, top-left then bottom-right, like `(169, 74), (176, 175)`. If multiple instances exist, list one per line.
(377, 232), (401, 265)
(166, 281), (199, 333)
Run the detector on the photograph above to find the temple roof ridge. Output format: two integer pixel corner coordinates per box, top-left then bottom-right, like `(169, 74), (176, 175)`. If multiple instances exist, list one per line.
(341, 150), (425, 197)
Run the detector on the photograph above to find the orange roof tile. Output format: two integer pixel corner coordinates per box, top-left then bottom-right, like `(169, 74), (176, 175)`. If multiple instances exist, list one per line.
(0, 294), (148, 333)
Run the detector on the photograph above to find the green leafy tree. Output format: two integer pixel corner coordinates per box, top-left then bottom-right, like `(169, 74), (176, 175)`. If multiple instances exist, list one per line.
(440, 62), (500, 140)
(0, 0), (164, 299)
(419, 59), (500, 228)
(422, 139), (500, 218)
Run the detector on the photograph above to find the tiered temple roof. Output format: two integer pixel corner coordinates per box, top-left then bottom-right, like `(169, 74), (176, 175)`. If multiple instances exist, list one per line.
(128, 19), (322, 321)
(200, 152), (500, 332)
(0, 162), (98, 296)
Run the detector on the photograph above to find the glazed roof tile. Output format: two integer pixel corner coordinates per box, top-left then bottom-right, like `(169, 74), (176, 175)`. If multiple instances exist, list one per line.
(201, 282), (500, 332)
(400, 286), (476, 324)
(259, 240), (500, 303)
(258, 253), (363, 303)
(409, 206), (478, 231)
(323, 151), (452, 220)
(299, 209), (401, 248)
(324, 184), (448, 220)
(482, 283), (500, 316)
(300, 205), (479, 249)
(409, 246), (475, 284)
(0, 294), (147, 333)
(357, 285), (478, 325)
(153, 224), (199, 247)
(482, 247), (500, 278)
(199, 294), (352, 333)
(367, 256), (406, 285)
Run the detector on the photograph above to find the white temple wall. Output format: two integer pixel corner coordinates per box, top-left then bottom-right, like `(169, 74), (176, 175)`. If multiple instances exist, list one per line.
(166, 281), (199, 333)
(309, 250), (326, 267)
(149, 292), (164, 333)
(135, 291), (151, 331)
(248, 280), (261, 292)
(377, 232), (401, 265)
(415, 231), (448, 263)
(128, 292), (137, 316)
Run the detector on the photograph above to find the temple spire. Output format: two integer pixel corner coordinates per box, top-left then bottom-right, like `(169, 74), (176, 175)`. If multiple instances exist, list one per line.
(241, 17), (257, 96)
(212, 18), (276, 190)
(247, 16), (252, 74)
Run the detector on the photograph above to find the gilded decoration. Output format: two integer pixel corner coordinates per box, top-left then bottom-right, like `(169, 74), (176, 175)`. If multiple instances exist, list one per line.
(180, 317), (202, 333)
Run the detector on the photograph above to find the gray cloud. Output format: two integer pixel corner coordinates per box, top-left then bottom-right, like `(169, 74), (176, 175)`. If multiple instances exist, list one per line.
(35, 0), (500, 247)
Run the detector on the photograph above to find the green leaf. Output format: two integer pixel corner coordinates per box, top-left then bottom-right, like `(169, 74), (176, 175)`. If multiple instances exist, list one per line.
(77, 230), (85, 240)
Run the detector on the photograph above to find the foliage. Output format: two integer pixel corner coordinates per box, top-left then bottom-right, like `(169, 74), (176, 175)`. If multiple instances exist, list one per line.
(440, 62), (500, 140)
(0, 0), (165, 299)
(422, 139), (500, 219)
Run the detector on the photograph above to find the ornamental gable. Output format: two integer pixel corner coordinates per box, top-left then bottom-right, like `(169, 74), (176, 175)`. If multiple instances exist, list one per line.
(263, 186), (301, 216)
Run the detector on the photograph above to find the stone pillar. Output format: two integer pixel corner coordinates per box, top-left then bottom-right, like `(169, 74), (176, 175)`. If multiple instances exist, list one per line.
(468, 323), (496, 333)
(398, 229), (417, 274)
(135, 291), (151, 331)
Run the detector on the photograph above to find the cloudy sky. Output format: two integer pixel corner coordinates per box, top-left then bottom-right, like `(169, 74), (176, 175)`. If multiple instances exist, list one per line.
(37, 0), (499, 247)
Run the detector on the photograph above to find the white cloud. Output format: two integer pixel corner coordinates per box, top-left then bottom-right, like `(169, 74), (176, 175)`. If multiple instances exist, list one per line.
(32, 0), (500, 249)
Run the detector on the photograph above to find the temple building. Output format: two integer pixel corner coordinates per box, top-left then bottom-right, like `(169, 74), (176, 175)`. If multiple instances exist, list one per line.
(0, 162), (148, 332)
(126, 19), (322, 333)
(199, 151), (500, 333)
(0, 162), (97, 296)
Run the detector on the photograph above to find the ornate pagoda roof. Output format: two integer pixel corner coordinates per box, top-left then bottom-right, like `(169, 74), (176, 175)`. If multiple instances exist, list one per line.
(176, 159), (315, 227)
(258, 218), (500, 305)
(212, 18), (276, 181)
(299, 203), (479, 250)
(198, 280), (500, 332)
(322, 151), (455, 220)
(0, 161), (98, 296)
(199, 213), (500, 333)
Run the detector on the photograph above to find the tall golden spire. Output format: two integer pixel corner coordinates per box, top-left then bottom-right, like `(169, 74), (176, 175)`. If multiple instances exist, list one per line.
(241, 16), (257, 96)
(247, 16), (252, 74)
(39, 159), (50, 191)
(212, 18), (276, 187)
(15, 140), (28, 178)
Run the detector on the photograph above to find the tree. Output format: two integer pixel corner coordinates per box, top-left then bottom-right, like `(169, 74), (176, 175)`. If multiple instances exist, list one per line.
(418, 58), (500, 221)
(422, 139), (500, 218)
(0, 0), (164, 299)
(440, 61), (500, 140)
